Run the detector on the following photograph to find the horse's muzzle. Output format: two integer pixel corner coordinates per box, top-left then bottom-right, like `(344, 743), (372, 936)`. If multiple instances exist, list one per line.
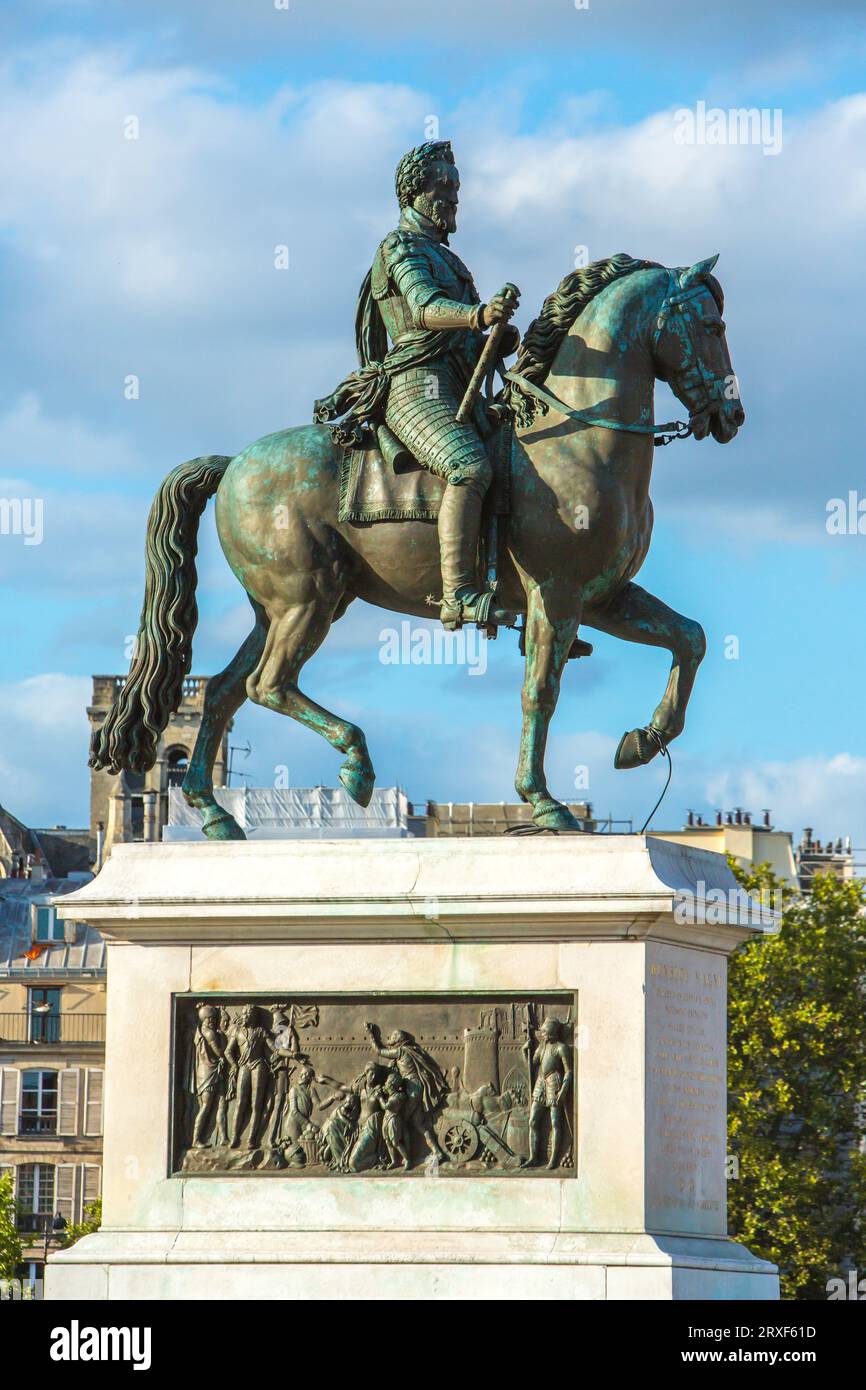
(703, 402), (745, 443)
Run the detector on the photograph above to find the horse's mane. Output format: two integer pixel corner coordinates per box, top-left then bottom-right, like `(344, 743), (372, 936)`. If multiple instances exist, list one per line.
(503, 253), (661, 426)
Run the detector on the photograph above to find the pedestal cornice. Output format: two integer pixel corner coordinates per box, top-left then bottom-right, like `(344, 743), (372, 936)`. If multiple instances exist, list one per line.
(54, 835), (779, 952)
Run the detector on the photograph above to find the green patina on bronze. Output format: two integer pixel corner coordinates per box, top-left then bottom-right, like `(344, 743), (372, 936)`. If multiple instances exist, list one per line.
(90, 142), (744, 838)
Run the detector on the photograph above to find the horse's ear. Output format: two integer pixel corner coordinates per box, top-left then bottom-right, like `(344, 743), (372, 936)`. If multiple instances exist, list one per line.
(681, 254), (720, 288)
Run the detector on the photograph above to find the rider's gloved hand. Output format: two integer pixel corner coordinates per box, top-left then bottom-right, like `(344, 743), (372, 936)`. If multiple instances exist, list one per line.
(483, 288), (520, 326)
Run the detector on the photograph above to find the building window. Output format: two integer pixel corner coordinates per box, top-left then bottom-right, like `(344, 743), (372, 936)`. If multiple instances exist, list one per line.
(126, 770), (146, 841)
(19, 1070), (58, 1135)
(33, 906), (65, 942)
(16, 1163), (54, 1234)
(28, 988), (60, 1044)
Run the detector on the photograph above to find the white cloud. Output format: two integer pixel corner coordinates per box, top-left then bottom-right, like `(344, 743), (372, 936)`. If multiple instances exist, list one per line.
(0, 674), (91, 826)
(543, 734), (866, 850)
(0, 393), (141, 479)
(0, 673), (89, 730)
(704, 753), (866, 848)
(0, 474), (144, 596)
(0, 48), (862, 533)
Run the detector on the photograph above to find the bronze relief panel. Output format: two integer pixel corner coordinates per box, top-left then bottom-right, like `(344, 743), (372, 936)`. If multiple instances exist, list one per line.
(172, 993), (576, 1178)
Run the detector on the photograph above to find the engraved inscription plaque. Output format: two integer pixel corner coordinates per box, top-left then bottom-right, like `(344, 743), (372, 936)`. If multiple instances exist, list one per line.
(645, 946), (726, 1232)
(171, 993), (576, 1177)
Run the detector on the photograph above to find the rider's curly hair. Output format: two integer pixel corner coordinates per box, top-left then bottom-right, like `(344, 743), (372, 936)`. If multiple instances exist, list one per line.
(395, 140), (454, 208)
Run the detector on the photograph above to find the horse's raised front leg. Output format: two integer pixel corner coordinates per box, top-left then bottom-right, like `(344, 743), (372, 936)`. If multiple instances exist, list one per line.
(182, 599), (269, 840)
(515, 580), (583, 832)
(584, 582), (706, 769)
(246, 582), (374, 806)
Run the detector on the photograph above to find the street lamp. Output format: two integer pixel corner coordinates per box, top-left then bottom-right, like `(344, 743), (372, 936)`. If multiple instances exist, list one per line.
(42, 1210), (67, 1263)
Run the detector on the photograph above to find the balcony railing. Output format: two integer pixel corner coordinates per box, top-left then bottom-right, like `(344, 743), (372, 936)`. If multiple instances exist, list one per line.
(0, 1013), (105, 1045)
(18, 1114), (58, 1136)
(17, 1212), (51, 1235)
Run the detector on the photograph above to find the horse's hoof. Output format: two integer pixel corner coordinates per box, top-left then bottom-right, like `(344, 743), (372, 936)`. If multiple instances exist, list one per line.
(614, 727), (663, 771)
(201, 810), (246, 841)
(339, 756), (375, 808)
(530, 798), (585, 833)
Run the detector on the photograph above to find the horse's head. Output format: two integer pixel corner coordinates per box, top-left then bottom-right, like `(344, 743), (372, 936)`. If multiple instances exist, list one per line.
(653, 256), (744, 444)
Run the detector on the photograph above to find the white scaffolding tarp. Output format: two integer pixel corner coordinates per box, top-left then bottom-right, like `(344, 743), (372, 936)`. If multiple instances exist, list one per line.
(164, 786), (412, 839)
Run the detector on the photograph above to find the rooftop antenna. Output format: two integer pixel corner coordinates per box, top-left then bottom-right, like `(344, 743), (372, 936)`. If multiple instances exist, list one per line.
(227, 739), (252, 787)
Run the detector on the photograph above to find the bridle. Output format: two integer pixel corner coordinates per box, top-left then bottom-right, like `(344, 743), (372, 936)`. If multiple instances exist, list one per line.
(651, 271), (734, 432)
(501, 270), (732, 448)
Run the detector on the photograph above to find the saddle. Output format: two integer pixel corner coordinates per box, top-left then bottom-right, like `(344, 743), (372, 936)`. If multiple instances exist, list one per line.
(338, 412), (511, 526)
(338, 415), (511, 608)
(337, 416), (591, 658)
(338, 437), (444, 525)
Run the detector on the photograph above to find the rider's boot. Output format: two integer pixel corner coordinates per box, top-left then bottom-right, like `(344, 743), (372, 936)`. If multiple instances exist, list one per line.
(438, 481), (516, 630)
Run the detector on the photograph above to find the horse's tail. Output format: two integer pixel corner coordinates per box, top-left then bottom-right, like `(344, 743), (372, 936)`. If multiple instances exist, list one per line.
(89, 454), (233, 774)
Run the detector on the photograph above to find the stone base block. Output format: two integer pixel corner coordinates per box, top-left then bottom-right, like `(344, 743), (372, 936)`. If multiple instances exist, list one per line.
(47, 1229), (778, 1301)
(45, 837), (781, 1303)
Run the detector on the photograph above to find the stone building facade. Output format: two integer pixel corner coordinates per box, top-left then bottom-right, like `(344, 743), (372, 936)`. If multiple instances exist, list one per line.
(0, 876), (106, 1292)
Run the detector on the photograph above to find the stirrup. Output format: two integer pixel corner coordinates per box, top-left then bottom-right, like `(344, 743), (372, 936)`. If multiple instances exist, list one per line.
(441, 590), (512, 631)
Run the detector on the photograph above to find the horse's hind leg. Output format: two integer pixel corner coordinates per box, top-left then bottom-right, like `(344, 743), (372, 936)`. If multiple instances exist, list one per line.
(247, 590), (375, 807)
(182, 599), (268, 840)
(584, 582), (706, 769)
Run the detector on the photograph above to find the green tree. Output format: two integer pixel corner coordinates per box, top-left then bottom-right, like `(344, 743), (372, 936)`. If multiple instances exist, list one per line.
(0, 1169), (22, 1280)
(61, 1197), (102, 1249)
(727, 860), (866, 1299)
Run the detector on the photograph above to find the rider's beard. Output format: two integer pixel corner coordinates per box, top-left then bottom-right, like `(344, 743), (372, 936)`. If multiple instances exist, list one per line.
(417, 191), (456, 235)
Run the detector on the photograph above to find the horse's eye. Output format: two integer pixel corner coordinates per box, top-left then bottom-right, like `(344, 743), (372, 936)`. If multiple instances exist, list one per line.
(703, 320), (723, 335)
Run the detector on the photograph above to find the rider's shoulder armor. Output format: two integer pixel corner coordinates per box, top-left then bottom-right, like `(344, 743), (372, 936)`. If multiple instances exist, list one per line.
(373, 230), (434, 303)
(374, 230), (474, 302)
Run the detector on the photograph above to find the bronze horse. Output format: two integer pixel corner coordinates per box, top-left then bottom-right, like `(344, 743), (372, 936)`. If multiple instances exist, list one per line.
(91, 254), (743, 836)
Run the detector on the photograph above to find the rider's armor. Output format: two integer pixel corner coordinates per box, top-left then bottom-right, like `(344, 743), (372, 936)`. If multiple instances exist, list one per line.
(314, 182), (519, 628)
(373, 206), (493, 494)
(372, 205), (516, 626)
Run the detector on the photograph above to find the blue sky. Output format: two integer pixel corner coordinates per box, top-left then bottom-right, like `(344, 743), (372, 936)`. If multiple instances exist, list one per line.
(1, 0), (865, 850)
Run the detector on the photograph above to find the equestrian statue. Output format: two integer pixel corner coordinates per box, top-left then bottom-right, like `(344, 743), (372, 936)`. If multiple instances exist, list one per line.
(90, 139), (745, 837)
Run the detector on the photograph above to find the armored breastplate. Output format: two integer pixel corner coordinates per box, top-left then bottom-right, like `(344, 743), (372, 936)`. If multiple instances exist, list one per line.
(372, 230), (479, 343)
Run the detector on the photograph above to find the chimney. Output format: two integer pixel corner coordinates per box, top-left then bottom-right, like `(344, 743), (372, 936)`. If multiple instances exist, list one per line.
(762, 809), (771, 828)
(143, 790), (158, 843)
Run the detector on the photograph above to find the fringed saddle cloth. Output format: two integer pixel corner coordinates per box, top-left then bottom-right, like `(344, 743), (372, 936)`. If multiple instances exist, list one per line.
(338, 445), (442, 524)
(338, 417), (513, 526)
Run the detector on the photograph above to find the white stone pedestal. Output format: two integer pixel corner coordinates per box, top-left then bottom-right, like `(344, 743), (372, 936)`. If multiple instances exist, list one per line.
(46, 835), (779, 1301)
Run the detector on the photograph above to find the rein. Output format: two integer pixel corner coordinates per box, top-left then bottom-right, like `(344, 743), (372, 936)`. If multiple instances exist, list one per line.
(501, 370), (692, 448)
